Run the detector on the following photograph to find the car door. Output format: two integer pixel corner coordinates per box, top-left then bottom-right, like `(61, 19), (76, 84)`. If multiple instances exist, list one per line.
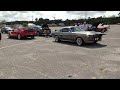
(61, 28), (71, 40)
(68, 27), (76, 40)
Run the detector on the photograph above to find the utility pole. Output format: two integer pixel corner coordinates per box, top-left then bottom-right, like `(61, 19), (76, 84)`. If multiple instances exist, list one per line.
(53, 16), (55, 20)
(53, 16), (56, 24)
(32, 15), (33, 22)
(84, 11), (88, 23)
(84, 11), (87, 19)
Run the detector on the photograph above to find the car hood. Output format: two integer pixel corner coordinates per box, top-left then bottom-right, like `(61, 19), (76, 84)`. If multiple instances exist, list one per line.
(72, 31), (104, 35)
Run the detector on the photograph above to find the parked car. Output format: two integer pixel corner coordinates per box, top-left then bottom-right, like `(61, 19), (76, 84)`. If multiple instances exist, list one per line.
(97, 23), (110, 33)
(52, 26), (105, 46)
(0, 31), (1, 40)
(1, 27), (13, 33)
(8, 26), (38, 40)
(32, 25), (51, 36)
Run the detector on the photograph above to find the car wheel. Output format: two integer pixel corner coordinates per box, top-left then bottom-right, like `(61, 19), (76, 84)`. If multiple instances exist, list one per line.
(55, 36), (60, 42)
(76, 37), (84, 46)
(8, 33), (11, 38)
(0, 34), (1, 40)
(38, 32), (42, 36)
(17, 34), (21, 40)
(101, 28), (106, 33)
(31, 36), (34, 39)
(94, 41), (98, 43)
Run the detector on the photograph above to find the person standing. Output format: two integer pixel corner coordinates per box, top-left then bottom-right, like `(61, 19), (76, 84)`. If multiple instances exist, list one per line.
(42, 24), (50, 38)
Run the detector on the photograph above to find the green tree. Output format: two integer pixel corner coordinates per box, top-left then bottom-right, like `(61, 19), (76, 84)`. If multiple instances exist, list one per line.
(22, 23), (28, 27)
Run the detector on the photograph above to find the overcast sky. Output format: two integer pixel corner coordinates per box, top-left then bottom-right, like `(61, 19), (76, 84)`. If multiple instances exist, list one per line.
(0, 11), (119, 21)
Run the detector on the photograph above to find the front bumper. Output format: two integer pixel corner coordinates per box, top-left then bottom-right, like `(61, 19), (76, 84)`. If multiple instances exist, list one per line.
(85, 34), (102, 43)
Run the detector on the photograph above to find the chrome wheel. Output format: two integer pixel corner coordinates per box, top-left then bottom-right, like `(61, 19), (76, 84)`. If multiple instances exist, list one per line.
(55, 36), (60, 42)
(8, 33), (11, 38)
(76, 38), (83, 46)
(18, 34), (21, 40)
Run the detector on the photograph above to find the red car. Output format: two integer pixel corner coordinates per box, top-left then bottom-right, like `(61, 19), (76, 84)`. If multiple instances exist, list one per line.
(8, 27), (38, 40)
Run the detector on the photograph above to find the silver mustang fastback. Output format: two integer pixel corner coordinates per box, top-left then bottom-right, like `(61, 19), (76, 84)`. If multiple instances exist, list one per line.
(52, 26), (105, 46)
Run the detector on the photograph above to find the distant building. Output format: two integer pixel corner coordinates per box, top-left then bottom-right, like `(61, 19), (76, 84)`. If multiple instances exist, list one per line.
(48, 23), (57, 26)
(58, 23), (65, 26)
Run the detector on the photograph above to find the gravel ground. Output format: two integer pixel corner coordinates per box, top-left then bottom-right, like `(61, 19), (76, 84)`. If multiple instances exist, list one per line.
(0, 25), (120, 79)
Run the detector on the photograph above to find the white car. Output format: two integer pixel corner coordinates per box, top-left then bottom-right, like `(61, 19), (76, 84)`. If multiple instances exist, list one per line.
(1, 27), (13, 33)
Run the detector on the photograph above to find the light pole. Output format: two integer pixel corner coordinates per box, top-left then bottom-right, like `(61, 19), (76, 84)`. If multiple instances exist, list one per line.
(53, 16), (56, 25)
(84, 11), (88, 23)
(32, 15), (33, 22)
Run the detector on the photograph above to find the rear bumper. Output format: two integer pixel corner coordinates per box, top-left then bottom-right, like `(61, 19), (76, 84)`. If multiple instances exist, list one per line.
(21, 33), (38, 37)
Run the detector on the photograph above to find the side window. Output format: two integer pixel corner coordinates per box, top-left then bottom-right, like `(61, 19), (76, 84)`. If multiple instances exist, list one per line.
(70, 27), (75, 32)
(62, 28), (70, 32)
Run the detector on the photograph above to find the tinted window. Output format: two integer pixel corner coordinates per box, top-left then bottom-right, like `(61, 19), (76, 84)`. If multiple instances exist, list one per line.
(70, 27), (76, 32)
(62, 28), (70, 32)
(70, 27), (82, 32)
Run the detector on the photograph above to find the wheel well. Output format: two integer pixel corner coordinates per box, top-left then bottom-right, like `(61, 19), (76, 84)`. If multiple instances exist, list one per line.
(76, 37), (84, 42)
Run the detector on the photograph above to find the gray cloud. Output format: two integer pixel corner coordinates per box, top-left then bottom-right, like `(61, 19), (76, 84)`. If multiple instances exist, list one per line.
(67, 11), (106, 14)
(66, 11), (107, 18)
(0, 11), (119, 21)
(0, 11), (43, 21)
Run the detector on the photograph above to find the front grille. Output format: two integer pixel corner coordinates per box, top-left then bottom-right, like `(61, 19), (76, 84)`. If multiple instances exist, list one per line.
(93, 34), (102, 41)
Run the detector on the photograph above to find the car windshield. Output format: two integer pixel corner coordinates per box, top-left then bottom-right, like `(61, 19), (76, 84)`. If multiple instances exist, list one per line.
(70, 27), (82, 32)
(36, 26), (41, 28)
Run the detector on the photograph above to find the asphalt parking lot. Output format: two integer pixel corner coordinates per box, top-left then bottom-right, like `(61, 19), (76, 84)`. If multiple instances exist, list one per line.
(0, 25), (120, 79)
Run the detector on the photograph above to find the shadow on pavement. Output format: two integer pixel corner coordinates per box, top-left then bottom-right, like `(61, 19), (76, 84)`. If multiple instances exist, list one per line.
(7, 37), (37, 40)
(53, 41), (107, 48)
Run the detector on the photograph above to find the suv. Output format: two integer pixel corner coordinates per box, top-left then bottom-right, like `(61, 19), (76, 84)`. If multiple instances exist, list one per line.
(32, 25), (51, 36)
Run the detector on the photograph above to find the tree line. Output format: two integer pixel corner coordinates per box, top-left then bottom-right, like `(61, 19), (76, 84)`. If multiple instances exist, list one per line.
(5, 13), (120, 26)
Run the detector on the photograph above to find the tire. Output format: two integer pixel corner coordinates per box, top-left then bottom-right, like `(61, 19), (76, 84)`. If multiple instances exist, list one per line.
(0, 34), (1, 40)
(37, 31), (40, 36)
(104, 28), (107, 32)
(94, 41), (98, 44)
(55, 36), (60, 42)
(101, 28), (107, 33)
(31, 36), (34, 39)
(17, 34), (21, 40)
(76, 37), (84, 46)
(8, 33), (11, 38)
(38, 32), (42, 36)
